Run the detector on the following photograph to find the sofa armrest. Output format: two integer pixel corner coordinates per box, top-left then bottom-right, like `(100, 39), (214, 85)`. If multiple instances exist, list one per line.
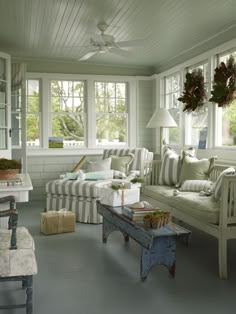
(141, 160), (162, 186)
(220, 175), (236, 227)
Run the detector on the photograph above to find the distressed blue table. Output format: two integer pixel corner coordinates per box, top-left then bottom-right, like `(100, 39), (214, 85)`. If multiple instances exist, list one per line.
(97, 201), (191, 281)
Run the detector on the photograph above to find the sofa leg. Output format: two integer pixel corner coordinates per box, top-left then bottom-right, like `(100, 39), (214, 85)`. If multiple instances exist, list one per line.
(218, 238), (228, 279)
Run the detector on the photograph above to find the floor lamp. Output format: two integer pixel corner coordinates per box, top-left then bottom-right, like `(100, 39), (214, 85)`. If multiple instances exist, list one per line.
(146, 108), (177, 158)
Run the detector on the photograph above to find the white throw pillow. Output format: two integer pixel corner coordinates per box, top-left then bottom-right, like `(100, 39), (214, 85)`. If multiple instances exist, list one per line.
(87, 157), (111, 172)
(214, 167), (235, 201)
(180, 180), (214, 192)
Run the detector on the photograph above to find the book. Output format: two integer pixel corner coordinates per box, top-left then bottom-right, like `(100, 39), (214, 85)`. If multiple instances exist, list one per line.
(123, 205), (155, 214)
(0, 177), (22, 187)
(122, 206), (156, 221)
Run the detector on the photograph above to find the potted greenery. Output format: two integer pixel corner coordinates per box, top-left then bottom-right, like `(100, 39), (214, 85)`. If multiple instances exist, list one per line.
(143, 214), (152, 228)
(0, 158), (21, 180)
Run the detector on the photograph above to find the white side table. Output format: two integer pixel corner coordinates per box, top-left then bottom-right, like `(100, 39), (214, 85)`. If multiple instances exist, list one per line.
(0, 173), (33, 202)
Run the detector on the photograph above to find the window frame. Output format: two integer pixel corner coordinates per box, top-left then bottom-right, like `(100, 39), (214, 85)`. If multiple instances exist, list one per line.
(94, 80), (129, 147)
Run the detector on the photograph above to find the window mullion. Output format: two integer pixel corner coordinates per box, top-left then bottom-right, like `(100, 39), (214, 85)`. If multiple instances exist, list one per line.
(42, 78), (49, 149)
(87, 79), (95, 147)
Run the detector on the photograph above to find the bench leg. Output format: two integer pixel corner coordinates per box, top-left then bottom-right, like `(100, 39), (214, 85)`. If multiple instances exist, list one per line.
(218, 237), (228, 279)
(140, 236), (176, 281)
(102, 219), (129, 243)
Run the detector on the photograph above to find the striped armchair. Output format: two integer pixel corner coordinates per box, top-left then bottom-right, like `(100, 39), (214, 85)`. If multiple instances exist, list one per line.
(46, 148), (153, 224)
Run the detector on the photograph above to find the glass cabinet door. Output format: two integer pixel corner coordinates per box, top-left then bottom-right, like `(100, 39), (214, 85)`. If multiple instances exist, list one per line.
(0, 52), (11, 158)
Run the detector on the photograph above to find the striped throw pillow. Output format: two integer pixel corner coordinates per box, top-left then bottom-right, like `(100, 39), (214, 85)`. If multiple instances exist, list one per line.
(180, 180), (214, 192)
(214, 167), (235, 201)
(159, 146), (181, 186)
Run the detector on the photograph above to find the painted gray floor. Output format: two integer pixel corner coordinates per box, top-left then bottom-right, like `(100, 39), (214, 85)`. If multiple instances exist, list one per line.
(1, 200), (236, 314)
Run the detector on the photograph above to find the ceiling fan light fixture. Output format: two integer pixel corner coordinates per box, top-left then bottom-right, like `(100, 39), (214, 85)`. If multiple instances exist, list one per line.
(99, 46), (108, 53)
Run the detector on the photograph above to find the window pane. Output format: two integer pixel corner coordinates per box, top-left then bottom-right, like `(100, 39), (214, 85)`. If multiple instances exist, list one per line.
(50, 80), (85, 147)
(27, 80), (39, 96)
(27, 96), (39, 113)
(222, 100), (236, 146)
(26, 114), (40, 146)
(191, 108), (208, 145)
(96, 114), (127, 146)
(107, 83), (115, 98)
(187, 61), (208, 146)
(95, 82), (105, 98)
(164, 73), (180, 145)
(73, 82), (84, 96)
(52, 113), (85, 146)
(26, 80), (40, 147)
(218, 52), (236, 146)
(169, 128), (180, 145)
(169, 107), (180, 145)
(116, 83), (126, 98)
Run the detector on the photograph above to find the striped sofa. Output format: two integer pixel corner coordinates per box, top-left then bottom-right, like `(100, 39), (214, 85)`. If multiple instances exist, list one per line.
(46, 148), (153, 224)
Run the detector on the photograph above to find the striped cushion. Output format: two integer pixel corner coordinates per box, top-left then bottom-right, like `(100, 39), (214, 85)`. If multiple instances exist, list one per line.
(46, 178), (111, 197)
(159, 146), (181, 186)
(180, 180), (214, 192)
(214, 167), (235, 201)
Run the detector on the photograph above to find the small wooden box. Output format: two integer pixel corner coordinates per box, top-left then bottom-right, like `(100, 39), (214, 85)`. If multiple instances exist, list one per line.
(40, 210), (75, 235)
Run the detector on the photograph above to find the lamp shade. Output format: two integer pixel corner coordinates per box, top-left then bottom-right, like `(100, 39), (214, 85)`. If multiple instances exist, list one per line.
(146, 108), (177, 128)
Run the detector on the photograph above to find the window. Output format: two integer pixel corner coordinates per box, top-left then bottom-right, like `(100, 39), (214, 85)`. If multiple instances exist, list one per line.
(187, 61), (209, 146)
(164, 73), (180, 145)
(218, 51), (236, 146)
(25, 75), (134, 152)
(95, 82), (128, 146)
(50, 80), (85, 147)
(26, 80), (40, 147)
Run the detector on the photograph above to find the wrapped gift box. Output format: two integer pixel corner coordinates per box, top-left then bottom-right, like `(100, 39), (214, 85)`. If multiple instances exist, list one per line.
(40, 209), (75, 235)
(99, 187), (140, 207)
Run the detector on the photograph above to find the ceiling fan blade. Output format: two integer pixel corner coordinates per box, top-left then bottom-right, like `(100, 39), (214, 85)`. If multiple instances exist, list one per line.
(79, 50), (98, 61)
(109, 48), (129, 58)
(116, 39), (147, 48)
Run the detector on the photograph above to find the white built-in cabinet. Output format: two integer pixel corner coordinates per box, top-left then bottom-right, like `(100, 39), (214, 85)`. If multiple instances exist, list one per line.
(0, 51), (11, 158)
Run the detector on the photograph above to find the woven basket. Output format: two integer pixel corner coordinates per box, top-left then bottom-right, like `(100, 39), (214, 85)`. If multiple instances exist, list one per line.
(0, 169), (19, 180)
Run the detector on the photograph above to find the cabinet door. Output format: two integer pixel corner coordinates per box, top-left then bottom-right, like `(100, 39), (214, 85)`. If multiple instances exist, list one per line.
(0, 52), (11, 158)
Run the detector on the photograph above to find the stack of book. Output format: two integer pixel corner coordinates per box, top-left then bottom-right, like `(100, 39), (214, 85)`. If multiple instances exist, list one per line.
(0, 177), (22, 187)
(122, 205), (156, 222)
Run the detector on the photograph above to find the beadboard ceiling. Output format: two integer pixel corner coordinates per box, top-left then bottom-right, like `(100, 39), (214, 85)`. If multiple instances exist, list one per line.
(0, 0), (236, 73)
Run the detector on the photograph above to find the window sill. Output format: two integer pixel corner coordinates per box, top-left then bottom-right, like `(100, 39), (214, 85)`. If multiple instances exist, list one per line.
(23, 148), (104, 157)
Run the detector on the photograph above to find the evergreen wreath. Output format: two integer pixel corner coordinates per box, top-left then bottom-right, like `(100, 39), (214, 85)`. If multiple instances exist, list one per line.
(178, 69), (207, 113)
(209, 56), (236, 107)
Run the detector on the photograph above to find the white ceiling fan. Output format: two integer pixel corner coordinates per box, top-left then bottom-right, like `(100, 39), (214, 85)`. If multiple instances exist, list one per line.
(79, 22), (146, 61)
